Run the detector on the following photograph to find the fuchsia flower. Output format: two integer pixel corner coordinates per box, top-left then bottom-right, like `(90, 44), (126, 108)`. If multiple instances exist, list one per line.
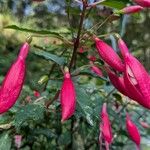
(106, 37), (150, 109)
(91, 65), (103, 77)
(100, 103), (113, 149)
(133, 0), (150, 7)
(124, 53), (150, 108)
(0, 42), (30, 114)
(95, 37), (124, 72)
(60, 67), (76, 122)
(126, 113), (141, 150)
(120, 5), (143, 14)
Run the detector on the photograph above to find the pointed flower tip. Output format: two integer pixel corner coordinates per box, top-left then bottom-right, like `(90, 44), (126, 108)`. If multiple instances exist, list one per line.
(121, 5), (143, 14)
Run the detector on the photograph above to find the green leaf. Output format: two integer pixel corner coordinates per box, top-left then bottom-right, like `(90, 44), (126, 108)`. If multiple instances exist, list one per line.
(4, 25), (65, 38)
(101, 0), (130, 9)
(32, 128), (57, 139)
(76, 86), (94, 126)
(14, 104), (45, 128)
(0, 133), (11, 150)
(32, 50), (65, 66)
(58, 131), (71, 145)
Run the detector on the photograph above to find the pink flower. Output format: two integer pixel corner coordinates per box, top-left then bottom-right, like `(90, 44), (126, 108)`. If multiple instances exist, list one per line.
(0, 42), (30, 114)
(60, 67), (76, 122)
(100, 103), (113, 146)
(124, 53), (150, 108)
(133, 0), (150, 7)
(95, 37), (124, 72)
(120, 5), (143, 14)
(126, 113), (141, 149)
(91, 65), (103, 77)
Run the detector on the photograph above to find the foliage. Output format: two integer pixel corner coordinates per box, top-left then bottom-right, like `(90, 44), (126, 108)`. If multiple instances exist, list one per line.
(0, 0), (150, 150)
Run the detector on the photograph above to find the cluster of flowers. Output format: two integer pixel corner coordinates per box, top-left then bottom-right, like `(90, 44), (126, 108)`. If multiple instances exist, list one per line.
(100, 103), (141, 150)
(0, 0), (149, 149)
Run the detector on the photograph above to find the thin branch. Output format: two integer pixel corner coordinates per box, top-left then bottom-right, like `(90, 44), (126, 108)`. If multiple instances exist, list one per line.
(69, 2), (87, 70)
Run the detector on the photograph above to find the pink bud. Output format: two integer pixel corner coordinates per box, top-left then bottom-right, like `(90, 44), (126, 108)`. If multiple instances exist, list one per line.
(0, 42), (30, 114)
(34, 90), (40, 97)
(118, 38), (130, 58)
(95, 37), (124, 72)
(91, 65), (103, 77)
(121, 5), (143, 14)
(60, 68), (76, 122)
(126, 113), (141, 149)
(133, 0), (150, 7)
(100, 103), (113, 144)
(14, 135), (22, 149)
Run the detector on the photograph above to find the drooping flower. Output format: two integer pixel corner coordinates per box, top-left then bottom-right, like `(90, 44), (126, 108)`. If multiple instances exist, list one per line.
(95, 37), (124, 72)
(119, 5), (143, 14)
(0, 41), (30, 114)
(118, 38), (129, 58)
(126, 113), (141, 150)
(133, 0), (150, 7)
(100, 103), (113, 149)
(60, 67), (76, 122)
(124, 53), (150, 109)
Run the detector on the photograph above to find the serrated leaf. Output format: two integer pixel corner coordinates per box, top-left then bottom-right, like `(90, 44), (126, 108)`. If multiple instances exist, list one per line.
(32, 50), (65, 65)
(4, 25), (65, 38)
(14, 104), (45, 128)
(0, 133), (11, 150)
(76, 87), (94, 126)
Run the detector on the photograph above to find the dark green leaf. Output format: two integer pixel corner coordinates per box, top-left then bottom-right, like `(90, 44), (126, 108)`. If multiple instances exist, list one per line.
(14, 104), (45, 128)
(76, 87), (94, 126)
(32, 50), (65, 66)
(4, 25), (66, 38)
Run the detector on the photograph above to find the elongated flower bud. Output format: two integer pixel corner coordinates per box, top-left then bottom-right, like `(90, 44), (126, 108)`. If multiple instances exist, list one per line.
(61, 67), (76, 122)
(0, 42), (30, 114)
(124, 53), (150, 108)
(119, 5), (143, 14)
(91, 65), (103, 77)
(126, 113), (141, 149)
(100, 103), (113, 144)
(118, 38), (130, 58)
(95, 37), (124, 72)
(133, 0), (150, 7)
